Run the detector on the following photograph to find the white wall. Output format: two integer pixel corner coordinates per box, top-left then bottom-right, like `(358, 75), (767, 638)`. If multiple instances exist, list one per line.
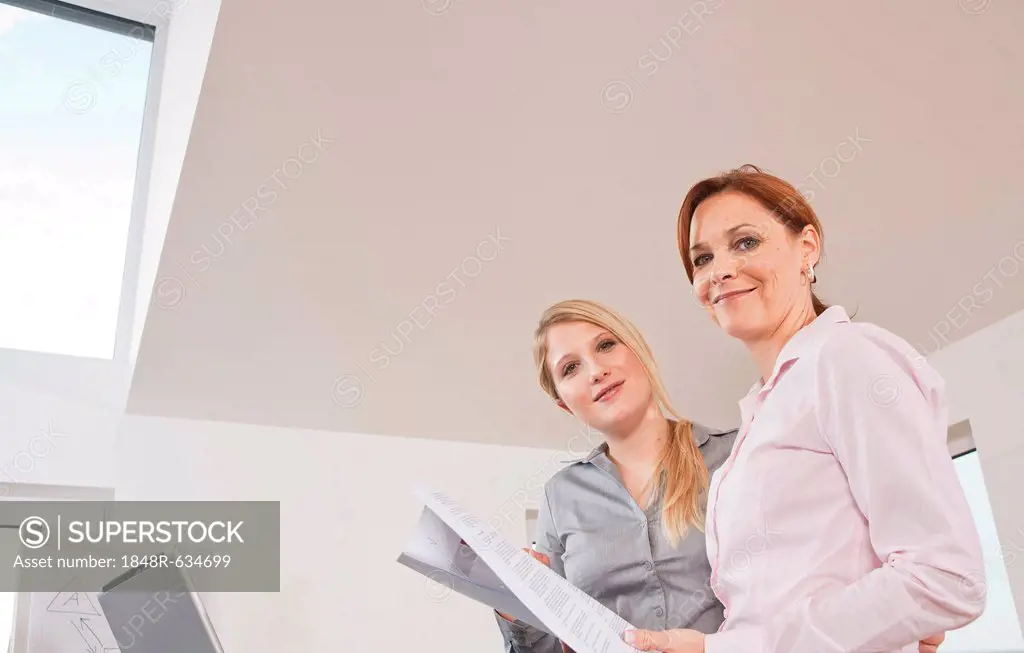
(113, 415), (580, 652)
(929, 307), (1024, 627)
(0, 349), (128, 496)
(130, 0), (221, 362)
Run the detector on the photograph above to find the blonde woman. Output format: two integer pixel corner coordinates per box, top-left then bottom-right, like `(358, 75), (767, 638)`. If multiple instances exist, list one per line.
(622, 165), (982, 653)
(495, 299), (944, 653)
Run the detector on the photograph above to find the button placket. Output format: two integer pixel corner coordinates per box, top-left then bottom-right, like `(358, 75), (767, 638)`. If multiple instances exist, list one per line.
(708, 393), (765, 626)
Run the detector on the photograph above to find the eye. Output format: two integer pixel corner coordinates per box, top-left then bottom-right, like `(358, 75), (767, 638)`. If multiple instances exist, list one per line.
(561, 361), (578, 377)
(736, 235), (760, 251)
(597, 339), (617, 352)
(693, 252), (712, 268)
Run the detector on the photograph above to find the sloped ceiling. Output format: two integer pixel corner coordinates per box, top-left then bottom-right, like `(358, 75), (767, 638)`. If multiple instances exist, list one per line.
(128, 0), (1024, 448)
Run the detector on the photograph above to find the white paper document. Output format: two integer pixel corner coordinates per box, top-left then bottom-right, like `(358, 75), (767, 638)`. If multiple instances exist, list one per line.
(398, 486), (642, 653)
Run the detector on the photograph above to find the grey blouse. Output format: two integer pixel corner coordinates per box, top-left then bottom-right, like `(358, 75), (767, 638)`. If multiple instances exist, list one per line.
(496, 422), (739, 652)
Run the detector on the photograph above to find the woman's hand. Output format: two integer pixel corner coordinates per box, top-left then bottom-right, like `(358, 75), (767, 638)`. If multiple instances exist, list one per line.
(497, 549), (575, 653)
(619, 628), (944, 653)
(496, 548), (551, 622)
(920, 632), (945, 653)
(623, 628), (704, 653)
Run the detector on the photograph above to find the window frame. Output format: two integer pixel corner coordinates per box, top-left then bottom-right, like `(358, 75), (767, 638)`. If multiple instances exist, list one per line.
(0, 0), (171, 363)
(947, 418), (975, 459)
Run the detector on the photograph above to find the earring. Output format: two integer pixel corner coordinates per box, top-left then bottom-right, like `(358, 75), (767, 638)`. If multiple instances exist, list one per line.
(806, 265), (816, 284)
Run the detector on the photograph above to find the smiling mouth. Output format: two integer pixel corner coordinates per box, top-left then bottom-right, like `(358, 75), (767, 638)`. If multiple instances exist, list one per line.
(594, 380), (624, 402)
(713, 289), (754, 305)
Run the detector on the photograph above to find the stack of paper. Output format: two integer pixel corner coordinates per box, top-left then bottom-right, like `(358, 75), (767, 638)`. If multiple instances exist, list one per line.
(397, 487), (643, 653)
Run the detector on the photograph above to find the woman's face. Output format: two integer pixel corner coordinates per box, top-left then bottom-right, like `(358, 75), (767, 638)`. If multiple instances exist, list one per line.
(544, 320), (654, 434)
(687, 191), (819, 341)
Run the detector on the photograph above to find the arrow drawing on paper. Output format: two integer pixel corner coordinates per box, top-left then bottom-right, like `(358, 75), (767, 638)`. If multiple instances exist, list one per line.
(71, 618), (103, 653)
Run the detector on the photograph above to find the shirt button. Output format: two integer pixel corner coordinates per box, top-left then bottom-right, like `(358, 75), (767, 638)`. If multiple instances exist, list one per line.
(655, 607), (664, 617)
(644, 561), (654, 571)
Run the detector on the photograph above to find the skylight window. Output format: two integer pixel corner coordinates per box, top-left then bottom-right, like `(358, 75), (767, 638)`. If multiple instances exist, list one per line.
(0, 0), (154, 359)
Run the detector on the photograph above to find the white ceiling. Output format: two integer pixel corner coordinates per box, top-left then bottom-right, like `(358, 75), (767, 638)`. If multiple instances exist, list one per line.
(127, 0), (1024, 449)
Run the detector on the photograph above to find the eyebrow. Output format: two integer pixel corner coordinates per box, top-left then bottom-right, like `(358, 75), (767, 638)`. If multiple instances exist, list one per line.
(551, 331), (612, 371)
(689, 223), (759, 253)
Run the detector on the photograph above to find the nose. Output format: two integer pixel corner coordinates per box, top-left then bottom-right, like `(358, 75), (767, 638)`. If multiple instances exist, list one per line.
(590, 366), (610, 385)
(710, 255), (738, 285)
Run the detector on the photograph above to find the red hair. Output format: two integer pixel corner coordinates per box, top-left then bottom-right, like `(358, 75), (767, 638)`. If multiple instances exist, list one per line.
(677, 164), (829, 315)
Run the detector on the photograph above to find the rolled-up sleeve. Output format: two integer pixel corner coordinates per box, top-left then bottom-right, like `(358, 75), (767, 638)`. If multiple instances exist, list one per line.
(494, 486), (565, 653)
(705, 332), (986, 653)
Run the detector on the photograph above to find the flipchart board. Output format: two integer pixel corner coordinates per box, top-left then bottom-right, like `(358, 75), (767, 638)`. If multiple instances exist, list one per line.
(28, 581), (121, 653)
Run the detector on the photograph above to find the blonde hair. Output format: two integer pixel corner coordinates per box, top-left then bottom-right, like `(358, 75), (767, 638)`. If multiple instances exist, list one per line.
(533, 299), (708, 546)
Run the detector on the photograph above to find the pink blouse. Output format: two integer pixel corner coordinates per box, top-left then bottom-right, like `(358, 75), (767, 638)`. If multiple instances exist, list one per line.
(703, 306), (986, 653)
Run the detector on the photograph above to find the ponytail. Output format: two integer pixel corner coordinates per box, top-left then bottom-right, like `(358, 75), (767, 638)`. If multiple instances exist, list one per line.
(657, 418), (709, 546)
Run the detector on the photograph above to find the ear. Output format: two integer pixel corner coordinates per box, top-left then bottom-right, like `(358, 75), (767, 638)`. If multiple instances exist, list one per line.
(799, 224), (822, 269)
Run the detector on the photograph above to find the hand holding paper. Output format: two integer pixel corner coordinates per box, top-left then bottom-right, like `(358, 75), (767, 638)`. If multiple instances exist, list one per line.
(398, 486), (643, 653)
(496, 547), (551, 623)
